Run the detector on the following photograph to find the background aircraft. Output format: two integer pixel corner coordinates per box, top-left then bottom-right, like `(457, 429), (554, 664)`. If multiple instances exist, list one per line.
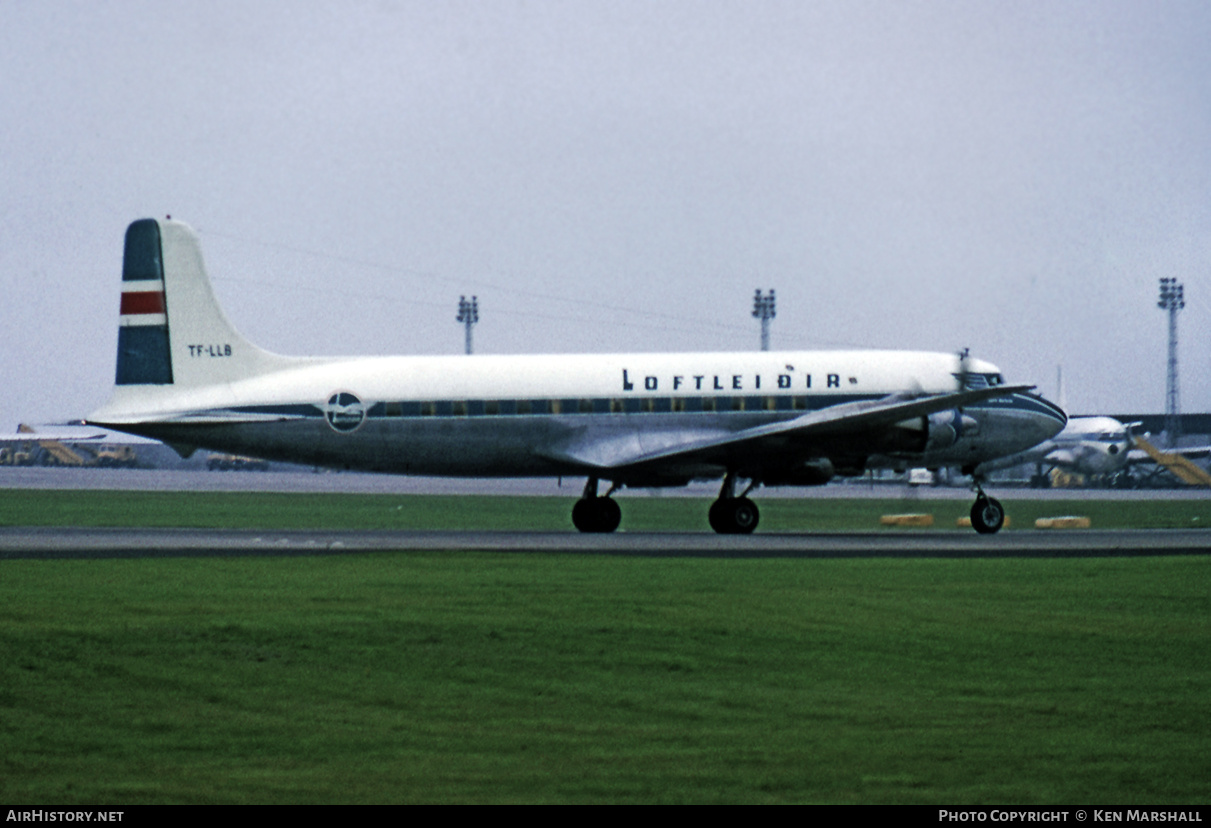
(0, 422), (150, 468)
(977, 415), (1211, 487)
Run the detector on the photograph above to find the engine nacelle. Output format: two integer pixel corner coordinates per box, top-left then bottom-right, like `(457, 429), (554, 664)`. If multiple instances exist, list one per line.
(762, 457), (835, 487)
(894, 410), (980, 453)
(926, 409), (979, 452)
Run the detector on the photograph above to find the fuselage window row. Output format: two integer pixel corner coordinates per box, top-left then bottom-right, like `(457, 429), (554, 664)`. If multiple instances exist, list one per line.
(370, 396), (829, 418)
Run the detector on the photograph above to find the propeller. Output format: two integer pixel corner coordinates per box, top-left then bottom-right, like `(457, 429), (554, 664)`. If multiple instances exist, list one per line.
(955, 347), (972, 392)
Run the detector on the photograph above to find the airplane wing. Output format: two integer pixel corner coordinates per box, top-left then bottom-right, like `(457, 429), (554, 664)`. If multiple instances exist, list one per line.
(543, 384), (1034, 481)
(1043, 448), (1079, 467)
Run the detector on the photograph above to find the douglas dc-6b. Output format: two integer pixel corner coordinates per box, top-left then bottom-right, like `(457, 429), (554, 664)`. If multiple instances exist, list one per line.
(88, 218), (1067, 534)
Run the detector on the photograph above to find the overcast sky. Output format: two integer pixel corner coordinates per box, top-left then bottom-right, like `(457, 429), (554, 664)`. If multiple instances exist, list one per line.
(3, 0), (1209, 430)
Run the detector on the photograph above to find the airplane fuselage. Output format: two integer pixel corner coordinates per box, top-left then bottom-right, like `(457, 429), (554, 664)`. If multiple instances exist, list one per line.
(98, 349), (1064, 485)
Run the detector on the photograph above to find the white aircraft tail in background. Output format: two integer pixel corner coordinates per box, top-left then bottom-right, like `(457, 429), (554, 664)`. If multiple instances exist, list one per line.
(90, 218), (1067, 533)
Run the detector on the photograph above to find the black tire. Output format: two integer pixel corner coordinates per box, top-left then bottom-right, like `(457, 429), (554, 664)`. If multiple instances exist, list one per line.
(708, 499), (727, 534)
(970, 496), (1005, 535)
(708, 497), (760, 534)
(732, 497), (759, 534)
(599, 497), (621, 533)
(572, 498), (596, 532)
(572, 497), (621, 533)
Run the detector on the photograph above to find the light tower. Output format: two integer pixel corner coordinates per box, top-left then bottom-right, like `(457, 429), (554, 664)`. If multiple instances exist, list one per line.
(457, 295), (479, 355)
(1157, 277), (1184, 447)
(752, 288), (776, 351)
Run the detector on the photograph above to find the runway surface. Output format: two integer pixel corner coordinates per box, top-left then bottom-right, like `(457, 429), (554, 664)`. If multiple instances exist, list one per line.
(4, 468), (1210, 559)
(6, 466), (1211, 499)
(2, 526), (1209, 559)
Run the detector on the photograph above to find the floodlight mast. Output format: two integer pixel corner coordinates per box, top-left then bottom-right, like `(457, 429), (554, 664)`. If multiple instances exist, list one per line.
(1157, 277), (1184, 447)
(456, 295), (479, 355)
(752, 288), (776, 351)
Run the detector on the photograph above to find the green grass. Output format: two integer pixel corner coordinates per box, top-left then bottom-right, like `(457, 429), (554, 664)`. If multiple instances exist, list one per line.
(2, 488), (1211, 531)
(2, 554), (1210, 804)
(1, 490), (1209, 803)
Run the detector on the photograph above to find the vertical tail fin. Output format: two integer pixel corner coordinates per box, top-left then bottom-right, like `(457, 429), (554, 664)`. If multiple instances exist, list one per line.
(93, 218), (303, 426)
(113, 218), (293, 390)
(115, 219), (174, 384)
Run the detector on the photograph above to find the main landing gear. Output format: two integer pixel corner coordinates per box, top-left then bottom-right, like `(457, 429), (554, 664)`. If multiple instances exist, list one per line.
(572, 477), (622, 533)
(708, 473), (759, 535)
(570, 474), (761, 535)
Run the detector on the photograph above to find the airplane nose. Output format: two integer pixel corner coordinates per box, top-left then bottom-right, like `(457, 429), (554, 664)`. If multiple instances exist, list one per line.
(1018, 393), (1068, 444)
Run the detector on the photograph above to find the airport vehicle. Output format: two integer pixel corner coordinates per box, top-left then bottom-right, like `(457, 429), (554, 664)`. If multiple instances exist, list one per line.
(88, 218), (1067, 533)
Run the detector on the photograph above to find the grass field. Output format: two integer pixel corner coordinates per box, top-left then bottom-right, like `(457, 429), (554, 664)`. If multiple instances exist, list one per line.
(3, 488), (1211, 531)
(1, 490), (1209, 804)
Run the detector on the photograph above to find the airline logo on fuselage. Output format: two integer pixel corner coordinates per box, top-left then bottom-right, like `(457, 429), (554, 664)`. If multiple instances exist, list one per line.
(621, 368), (853, 392)
(324, 392), (367, 432)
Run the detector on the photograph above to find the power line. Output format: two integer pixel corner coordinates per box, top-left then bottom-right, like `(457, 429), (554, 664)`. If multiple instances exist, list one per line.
(198, 228), (869, 349)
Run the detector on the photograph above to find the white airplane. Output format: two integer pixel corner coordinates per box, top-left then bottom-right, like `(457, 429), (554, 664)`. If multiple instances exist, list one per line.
(977, 415), (1134, 484)
(88, 218), (1067, 534)
(979, 415), (1210, 487)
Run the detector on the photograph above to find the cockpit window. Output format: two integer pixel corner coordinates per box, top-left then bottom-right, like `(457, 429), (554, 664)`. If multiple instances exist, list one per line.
(958, 373), (1006, 389)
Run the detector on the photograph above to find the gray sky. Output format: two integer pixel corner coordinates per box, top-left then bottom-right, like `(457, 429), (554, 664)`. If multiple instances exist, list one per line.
(3, 0), (1209, 431)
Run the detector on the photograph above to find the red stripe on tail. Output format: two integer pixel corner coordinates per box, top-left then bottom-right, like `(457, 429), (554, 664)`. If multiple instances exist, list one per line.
(120, 291), (166, 315)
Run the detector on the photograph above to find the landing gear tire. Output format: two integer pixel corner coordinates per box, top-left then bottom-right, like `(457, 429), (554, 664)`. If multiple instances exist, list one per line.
(708, 497), (760, 535)
(572, 497), (621, 533)
(970, 496), (1005, 535)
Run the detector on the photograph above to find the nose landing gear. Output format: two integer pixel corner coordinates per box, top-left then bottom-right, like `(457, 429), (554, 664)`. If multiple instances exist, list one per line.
(967, 473), (1005, 534)
(970, 493), (1005, 534)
